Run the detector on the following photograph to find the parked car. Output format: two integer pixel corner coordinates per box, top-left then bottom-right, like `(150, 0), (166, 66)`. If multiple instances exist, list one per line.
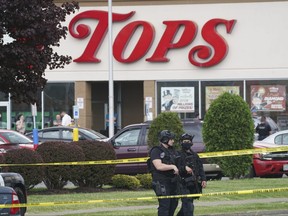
(107, 121), (223, 180)
(0, 173), (27, 216)
(260, 129), (288, 145)
(26, 126), (107, 143)
(0, 186), (21, 216)
(250, 130), (288, 178)
(0, 130), (34, 152)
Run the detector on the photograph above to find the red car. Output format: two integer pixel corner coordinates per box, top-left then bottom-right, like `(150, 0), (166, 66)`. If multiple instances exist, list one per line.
(251, 142), (288, 178)
(0, 129), (35, 153)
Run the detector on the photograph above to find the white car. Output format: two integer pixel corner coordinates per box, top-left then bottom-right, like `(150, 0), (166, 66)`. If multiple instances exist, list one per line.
(260, 130), (288, 145)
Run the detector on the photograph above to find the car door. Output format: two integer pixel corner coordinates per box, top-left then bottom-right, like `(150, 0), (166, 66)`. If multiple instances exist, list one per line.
(111, 125), (143, 174)
(138, 125), (150, 173)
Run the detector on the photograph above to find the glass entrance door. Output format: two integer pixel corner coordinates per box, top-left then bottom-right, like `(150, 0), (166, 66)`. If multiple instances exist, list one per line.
(0, 102), (11, 130)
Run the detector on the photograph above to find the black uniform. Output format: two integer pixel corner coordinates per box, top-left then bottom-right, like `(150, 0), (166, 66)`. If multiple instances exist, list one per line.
(150, 144), (180, 216)
(177, 149), (206, 216)
(256, 122), (271, 140)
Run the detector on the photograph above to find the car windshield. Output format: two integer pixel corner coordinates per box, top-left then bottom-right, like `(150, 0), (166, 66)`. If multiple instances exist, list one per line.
(79, 128), (107, 140)
(0, 131), (33, 144)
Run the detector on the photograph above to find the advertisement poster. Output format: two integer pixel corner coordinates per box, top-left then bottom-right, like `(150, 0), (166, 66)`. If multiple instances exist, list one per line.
(251, 85), (286, 111)
(206, 86), (240, 110)
(161, 87), (194, 112)
(145, 97), (153, 121)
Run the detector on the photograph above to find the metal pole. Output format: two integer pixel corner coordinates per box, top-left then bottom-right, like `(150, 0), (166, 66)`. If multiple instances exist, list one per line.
(108, 0), (114, 138)
(42, 91), (44, 129)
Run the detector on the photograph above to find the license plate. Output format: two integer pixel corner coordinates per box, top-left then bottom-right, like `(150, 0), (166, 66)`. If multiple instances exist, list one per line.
(284, 164), (288, 171)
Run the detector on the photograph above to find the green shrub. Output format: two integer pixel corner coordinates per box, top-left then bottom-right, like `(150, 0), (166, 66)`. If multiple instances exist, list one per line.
(202, 92), (254, 179)
(112, 174), (141, 190)
(0, 154), (7, 172)
(4, 148), (44, 190)
(36, 142), (86, 190)
(74, 140), (116, 188)
(135, 174), (152, 189)
(147, 112), (184, 149)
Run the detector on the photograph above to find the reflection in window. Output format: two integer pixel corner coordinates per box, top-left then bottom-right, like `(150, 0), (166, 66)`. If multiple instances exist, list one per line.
(43, 131), (60, 139)
(62, 130), (73, 140)
(275, 135), (282, 145)
(282, 134), (288, 145)
(114, 129), (141, 146)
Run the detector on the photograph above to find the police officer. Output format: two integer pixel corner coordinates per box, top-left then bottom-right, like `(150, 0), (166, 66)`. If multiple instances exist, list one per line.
(149, 130), (180, 216)
(256, 116), (272, 140)
(177, 133), (207, 216)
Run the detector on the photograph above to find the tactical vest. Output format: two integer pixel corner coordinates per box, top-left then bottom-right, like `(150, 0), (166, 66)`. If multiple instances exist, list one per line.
(147, 145), (178, 177)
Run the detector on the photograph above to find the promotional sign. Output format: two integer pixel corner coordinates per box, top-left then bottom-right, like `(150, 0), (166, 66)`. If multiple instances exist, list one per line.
(206, 86), (240, 110)
(251, 85), (286, 112)
(161, 87), (194, 112)
(73, 105), (80, 119)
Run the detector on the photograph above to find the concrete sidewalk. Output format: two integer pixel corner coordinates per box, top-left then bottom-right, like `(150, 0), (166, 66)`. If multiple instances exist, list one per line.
(26, 197), (288, 216)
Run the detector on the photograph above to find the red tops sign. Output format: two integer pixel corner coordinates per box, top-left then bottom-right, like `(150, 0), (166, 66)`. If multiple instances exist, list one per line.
(69, 10), (236, 67)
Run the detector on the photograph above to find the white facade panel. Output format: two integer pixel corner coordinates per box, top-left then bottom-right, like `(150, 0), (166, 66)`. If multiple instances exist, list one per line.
(46, 1), (288, 81)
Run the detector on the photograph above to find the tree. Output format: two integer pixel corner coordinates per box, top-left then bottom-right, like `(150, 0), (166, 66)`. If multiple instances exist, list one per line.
(147, 112), (184, 149)
(202, 92), (254, 179)
(0, 0), (79, 103)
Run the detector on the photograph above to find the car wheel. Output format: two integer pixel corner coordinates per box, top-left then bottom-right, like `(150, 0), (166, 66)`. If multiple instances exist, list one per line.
(214, 172), (223, 180)
(14, 187), (26, 216)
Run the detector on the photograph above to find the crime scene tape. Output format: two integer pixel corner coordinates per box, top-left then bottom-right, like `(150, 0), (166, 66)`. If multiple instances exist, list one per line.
(0, 187), (287, 208)
(0, 146), (287, 167)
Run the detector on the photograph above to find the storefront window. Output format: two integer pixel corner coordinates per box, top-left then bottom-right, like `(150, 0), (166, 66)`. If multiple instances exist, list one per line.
(9, 82), (74, 132)
(201, 81), (244, 119)
(157, 81), (199, 120)
(11, 92), (41, 132)
(43, 82), (74, 128)
(246, 80), (288, 130)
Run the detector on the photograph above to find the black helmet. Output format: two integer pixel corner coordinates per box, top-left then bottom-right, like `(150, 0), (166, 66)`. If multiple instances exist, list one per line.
(158, 130), (175, 144)
(180, 133), (194, 150)
(180, 133), (194, 142)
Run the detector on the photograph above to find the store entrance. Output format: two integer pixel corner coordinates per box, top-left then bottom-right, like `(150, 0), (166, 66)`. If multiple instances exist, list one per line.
(0, 101), (11, 130)
(91, 81), (144, 133)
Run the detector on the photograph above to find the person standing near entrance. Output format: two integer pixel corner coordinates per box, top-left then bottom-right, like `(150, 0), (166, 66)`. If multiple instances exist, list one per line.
(149, 130), (180, 216)
(53, 114), (62, 126)
(60, 111), (72, 126)
(255, 116), (272, 140)
(105, 113), (117, 136)
(16, 114), (26, 134)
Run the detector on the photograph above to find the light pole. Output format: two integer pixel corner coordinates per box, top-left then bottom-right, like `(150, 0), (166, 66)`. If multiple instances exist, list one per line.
(108, 0), (114, 138)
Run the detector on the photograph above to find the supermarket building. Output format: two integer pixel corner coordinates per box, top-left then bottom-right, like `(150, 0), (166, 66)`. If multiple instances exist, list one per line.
(3, 0), (288, 133)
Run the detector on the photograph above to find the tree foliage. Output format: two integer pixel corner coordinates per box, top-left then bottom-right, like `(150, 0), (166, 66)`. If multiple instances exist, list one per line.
(202, 92), (254, 179)
(147, 112), (184, 149)
(0, 0), (79, 103)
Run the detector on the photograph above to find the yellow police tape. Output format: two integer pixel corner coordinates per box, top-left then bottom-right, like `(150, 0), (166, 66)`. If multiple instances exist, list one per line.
(0, 187), (287, 208)
(0, 146), (287, 166)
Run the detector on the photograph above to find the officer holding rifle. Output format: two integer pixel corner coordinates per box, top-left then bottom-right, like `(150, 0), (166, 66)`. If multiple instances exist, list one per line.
(176, 133), (207, 216)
